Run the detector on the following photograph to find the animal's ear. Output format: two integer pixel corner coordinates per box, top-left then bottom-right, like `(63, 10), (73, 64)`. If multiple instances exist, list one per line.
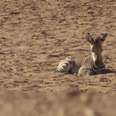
(100, 33), (108, 42)
(85, 33), (94, 44)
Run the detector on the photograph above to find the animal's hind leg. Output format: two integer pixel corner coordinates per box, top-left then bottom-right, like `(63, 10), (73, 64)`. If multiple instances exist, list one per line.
(78, 66), (92, 76)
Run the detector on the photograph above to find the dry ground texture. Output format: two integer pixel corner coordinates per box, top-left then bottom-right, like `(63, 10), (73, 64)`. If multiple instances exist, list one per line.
(0, 0), (116, 116)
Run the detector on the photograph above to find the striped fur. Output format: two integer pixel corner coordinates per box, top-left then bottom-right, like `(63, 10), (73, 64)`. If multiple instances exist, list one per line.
(56, 56), (80, 74)
(56, 33), (108, 76)
(78, 33), (108, 76)
(78, 55), (105, 76)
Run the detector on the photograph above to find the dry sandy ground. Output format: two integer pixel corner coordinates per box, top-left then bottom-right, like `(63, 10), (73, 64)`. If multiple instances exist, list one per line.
(0, 0), (116, 116)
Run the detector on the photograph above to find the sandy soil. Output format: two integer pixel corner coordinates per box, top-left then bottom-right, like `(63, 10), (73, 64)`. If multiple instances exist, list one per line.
(0, 0), (116, 116)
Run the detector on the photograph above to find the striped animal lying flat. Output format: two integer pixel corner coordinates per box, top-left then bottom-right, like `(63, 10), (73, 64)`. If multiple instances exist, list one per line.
(56, 56), (79, 74)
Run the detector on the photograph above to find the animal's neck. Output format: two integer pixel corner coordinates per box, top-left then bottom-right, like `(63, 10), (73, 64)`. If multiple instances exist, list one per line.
(91, 52), (104, 68)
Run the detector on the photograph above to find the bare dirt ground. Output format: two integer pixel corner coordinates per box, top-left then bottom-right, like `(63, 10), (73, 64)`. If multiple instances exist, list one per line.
(0, 0), (116, 116)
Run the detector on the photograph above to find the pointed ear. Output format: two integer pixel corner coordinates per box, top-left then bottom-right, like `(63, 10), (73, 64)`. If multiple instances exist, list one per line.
(100, 33), (108, 42)
(85, 33), (94, 44)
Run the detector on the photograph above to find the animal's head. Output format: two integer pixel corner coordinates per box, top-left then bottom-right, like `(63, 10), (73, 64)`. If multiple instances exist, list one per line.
(85, 33), (108, 55)
(85, 32), (108, 67)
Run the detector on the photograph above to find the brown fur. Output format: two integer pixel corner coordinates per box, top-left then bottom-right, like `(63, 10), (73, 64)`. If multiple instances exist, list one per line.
(78, 33), (108, 76)
(56, 33), (108, 76)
